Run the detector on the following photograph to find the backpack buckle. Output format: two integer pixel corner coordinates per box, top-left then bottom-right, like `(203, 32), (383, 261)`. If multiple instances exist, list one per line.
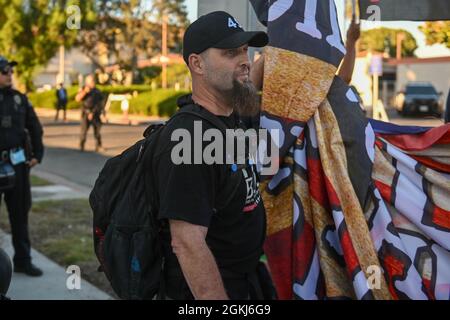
(136, 144), (145, 163)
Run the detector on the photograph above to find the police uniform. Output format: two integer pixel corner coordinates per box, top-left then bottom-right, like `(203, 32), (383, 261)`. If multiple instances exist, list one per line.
(80, 87), (104, 152)
(0, 57), (44, 276)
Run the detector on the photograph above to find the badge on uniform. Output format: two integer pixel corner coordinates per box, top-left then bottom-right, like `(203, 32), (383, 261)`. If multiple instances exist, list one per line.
(14, 95), (22, 111)
(9, 148), (26, 165)
(14, 95), (21, 105)
(1, 116), (12, 128)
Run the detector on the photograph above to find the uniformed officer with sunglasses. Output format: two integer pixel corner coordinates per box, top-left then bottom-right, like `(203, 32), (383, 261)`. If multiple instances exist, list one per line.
(0, 56), (44, 277)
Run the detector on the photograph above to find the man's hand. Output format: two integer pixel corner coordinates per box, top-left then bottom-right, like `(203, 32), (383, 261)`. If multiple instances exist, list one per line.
(338, 18), (360, 84)
(170, 219), (229, 300)
(27, 158), (39, 168)
(87, 113), (94, 121)
(346, 18), (361, 47)
(250, 52), (265, 92)
(75, 86), (91, 103)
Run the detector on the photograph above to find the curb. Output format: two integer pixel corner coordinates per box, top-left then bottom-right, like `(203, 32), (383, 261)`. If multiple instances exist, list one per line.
(35, 108), (168, 127)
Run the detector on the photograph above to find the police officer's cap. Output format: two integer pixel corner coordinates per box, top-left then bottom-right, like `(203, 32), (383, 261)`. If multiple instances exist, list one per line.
(0, 56), (18, 70)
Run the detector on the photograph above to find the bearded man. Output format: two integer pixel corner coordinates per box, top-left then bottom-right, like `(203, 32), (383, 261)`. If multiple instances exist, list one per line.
(153, 11), (275, 300)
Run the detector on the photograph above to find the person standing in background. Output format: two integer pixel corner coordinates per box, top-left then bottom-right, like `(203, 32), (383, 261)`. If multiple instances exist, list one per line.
(75, 75), (105, 152)
(55, 82), (68, 122)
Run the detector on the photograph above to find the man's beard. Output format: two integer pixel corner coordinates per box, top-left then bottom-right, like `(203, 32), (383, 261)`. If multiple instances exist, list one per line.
(223, 78), (261, 117)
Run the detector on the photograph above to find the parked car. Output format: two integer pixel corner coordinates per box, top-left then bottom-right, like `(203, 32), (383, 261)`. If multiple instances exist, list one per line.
(394, 82), (443, 117)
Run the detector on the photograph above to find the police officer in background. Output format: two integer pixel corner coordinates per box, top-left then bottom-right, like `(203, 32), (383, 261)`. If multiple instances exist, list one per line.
(75, 74), (105, 152)
(0, 56), (44, 277)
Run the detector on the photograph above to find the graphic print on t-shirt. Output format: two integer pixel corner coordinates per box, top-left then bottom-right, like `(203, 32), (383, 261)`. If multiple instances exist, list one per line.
(242, 161), (261, 213)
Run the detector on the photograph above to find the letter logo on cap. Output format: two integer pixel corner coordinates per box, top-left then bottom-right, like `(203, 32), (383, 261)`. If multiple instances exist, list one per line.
(228, 17), (241, 29)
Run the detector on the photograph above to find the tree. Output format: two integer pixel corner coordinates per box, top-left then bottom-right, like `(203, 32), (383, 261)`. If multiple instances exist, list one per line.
(0, 0), (96, 91)
(150, 0), (189, 53)
(76, 0), (188, 82)
(359, 27), (418, 58)
(420, 21), (450, 48)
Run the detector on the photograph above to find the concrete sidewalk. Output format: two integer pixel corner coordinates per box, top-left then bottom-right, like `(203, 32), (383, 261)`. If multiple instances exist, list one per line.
(0, 169), (112, 300)
(0, 230), (112, 300)
(36, 107), (167, 126)
(31, 169), (91, 201)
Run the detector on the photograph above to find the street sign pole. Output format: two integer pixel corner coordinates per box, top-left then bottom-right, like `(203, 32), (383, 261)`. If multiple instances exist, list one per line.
(372, 73), (379, 119)
(162, 13), (168, 89)
(369, 54), (388, 121)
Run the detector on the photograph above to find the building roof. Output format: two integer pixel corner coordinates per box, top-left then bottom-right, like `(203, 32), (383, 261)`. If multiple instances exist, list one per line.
(357, 51), (450, 66)
(103, 53), (185, 73)
(387, 56), (450, 65)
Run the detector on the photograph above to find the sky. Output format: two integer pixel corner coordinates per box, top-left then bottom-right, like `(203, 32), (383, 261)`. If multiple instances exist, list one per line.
(184, 0), (450, 58)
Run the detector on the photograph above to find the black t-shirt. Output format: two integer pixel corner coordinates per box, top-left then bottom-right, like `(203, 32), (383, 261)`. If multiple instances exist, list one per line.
(82, 87), (103, 114)
(153, 99), (266, 288)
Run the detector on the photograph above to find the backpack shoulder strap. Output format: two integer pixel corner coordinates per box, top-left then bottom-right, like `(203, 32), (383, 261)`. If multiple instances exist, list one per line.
(173, 105), (229, 134)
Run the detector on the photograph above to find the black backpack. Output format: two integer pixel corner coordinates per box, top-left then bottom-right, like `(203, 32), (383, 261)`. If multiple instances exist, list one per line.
(89, 104), (241, 300)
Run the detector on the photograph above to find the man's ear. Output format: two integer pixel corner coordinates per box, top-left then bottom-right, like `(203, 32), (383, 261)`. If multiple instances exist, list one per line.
(188, 54), (204, 75)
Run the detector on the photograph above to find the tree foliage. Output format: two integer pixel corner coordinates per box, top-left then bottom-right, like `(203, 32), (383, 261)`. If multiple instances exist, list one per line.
(0, 0), (96, 91)
(0, 0), (188, 90)
(77, 0), (188, 76)
(419, 21), (450, 49)
(359, 27), (418, 58)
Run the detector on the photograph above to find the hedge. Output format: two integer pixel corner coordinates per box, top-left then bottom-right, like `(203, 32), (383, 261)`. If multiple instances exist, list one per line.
(108, 89), (189, 117)
(29, 86), (189, 117)
(29, 86), (79, 110)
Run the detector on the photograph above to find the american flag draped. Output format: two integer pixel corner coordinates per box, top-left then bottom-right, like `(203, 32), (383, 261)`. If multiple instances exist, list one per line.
(251, 0), (450, 300)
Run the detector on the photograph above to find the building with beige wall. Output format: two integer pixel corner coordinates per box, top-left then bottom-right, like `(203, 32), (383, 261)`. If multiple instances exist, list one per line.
(351, 54), (450, 109)
(33, 48), (97, 89)
(394, 57), (450, 106)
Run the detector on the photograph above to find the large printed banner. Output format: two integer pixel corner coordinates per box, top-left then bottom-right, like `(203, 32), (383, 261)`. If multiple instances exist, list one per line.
(251, 0), (450, 300)
(359, 0), (450, 21)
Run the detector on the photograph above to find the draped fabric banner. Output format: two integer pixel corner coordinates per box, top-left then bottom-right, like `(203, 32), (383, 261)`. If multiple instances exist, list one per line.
(359, 0), (450, 21)
(251, 0), (450, 300)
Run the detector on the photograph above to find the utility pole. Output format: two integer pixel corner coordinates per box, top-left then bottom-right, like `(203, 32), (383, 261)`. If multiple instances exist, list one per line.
(162, 13), (168, 89)
(396, 32), (405, 60)
(59, 44), (65, 85)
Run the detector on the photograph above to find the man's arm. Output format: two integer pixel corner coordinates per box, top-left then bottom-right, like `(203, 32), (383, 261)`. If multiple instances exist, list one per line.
(169, 219), (228, 300)
(75, 86), (89, 103)
(338, 18), (360, 85)
(25, 98), (44, 165)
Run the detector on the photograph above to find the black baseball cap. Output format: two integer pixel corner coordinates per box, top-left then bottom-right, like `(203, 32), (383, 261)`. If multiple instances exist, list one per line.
(183, 11), (268, 65)
(0, 56), (17, 70)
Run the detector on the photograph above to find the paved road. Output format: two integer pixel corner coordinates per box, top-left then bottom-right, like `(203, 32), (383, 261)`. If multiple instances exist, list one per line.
(39, 118), (152, 188)
(37, 110), (444, 188)
(385, 109), (445, 127)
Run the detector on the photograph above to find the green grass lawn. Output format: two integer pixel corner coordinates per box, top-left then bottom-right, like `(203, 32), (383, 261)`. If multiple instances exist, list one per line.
(30, 175), (53, 187)
(29, 199), (94, 264)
